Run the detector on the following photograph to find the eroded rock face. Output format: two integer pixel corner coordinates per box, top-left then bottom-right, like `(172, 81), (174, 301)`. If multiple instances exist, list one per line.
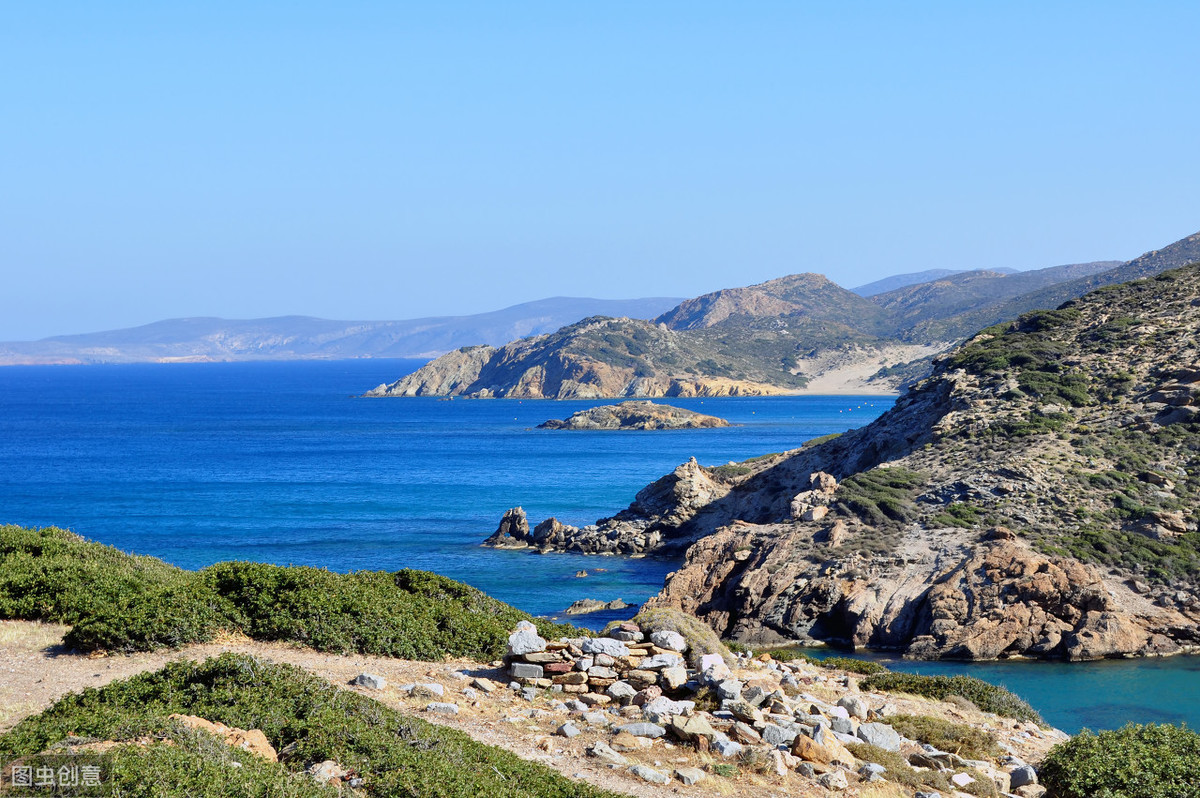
(652, 526), (1197, 660)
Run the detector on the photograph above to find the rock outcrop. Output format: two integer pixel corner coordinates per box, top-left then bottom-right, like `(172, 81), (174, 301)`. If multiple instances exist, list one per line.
(564, 598), (633, 615)
(538, 400), (731, 430)
(505, 262), (1200, 660)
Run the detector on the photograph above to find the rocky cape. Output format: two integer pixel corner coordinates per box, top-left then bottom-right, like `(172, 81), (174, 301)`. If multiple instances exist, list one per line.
(365, 229), (1200, 399)
(491, 261), (1200, 661)
(538, 401), (731, 431)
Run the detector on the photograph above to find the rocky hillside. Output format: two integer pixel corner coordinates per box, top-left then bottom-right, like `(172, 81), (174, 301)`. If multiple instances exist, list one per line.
(507, 263), (1200, 660)
(538, 401), (731, 430)
(365, 316), (811, 399)
(368, 229), (1199, 399)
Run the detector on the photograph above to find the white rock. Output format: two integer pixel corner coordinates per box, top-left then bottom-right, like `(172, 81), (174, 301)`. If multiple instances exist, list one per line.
(649, 630), (688, 652)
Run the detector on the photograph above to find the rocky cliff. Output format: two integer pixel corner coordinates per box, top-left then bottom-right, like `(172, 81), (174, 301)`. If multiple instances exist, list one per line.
(505, 263), (1200, 660)
(366, 229), (1200, 399)
(538, 401), (731, 430)
(364, 316), (806, 399)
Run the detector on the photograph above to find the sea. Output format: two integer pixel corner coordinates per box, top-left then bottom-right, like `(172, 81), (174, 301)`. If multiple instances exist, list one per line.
(0, 358), (1195, 734)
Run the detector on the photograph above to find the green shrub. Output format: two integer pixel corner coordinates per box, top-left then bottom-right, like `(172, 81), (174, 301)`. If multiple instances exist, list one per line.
(0, 654), (619, 798)
(859, 672), (1042, 723)
(836, 467), (927, 525)
(1039, 723), (1200, 798)
(819, 656), (889, 675)
(1, 525), (576, 661)
(887, 714), (1000, 759)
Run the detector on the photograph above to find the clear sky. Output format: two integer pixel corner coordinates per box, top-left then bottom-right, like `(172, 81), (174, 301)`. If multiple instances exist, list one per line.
(3, 2), (1198, 340)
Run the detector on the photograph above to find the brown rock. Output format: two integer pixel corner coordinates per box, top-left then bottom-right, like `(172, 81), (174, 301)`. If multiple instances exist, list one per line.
(168, 714), (277, 762)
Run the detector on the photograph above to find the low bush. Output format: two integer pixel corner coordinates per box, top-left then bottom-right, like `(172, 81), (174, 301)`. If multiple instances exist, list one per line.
(0, 654), (619, 798)
(859, 672), (1042, 723)
(1039, 723), (1200, 798)
(1, 525), (575, 661)
(818, 656), (888, 675)
(836, 467), (927, 525)
(887, 713), (1000, 759)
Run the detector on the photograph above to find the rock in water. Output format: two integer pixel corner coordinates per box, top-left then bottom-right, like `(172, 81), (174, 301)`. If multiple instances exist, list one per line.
(563, 597), (632, 615)
(482, 507), (532, 548)
(538, 400), (732, 430)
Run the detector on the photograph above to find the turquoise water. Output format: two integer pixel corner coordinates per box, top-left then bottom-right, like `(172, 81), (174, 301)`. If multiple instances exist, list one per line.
(0, 359), (1194, 733)
(803, 649), (1200, 735)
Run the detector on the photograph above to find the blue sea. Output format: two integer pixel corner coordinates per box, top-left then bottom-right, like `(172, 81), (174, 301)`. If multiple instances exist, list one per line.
(0, 359), (1195, 733)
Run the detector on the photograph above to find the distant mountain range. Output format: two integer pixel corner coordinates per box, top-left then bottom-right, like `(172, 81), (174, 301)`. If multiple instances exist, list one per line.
(370, 229), (1199, 398)
(850, 267), (1020, 297)
(0, 297), (683, 366)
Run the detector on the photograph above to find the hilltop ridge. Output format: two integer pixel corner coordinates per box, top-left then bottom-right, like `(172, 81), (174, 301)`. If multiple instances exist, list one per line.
(370, 229), (1198, 399)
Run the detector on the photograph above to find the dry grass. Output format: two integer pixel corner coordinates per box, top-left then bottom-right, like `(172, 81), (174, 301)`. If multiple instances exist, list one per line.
(0, 620), (67, 650)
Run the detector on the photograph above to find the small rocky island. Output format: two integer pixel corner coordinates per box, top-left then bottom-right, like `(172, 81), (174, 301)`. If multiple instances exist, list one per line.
(538, 400), (731, 431)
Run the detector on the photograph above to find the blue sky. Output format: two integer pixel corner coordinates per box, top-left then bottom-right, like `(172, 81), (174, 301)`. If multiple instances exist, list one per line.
(3, 2), (1198, 339)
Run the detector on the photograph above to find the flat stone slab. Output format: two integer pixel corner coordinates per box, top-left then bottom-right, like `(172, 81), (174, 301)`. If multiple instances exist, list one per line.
(629, 765), (669, 784)
(616, 722), (666, 739)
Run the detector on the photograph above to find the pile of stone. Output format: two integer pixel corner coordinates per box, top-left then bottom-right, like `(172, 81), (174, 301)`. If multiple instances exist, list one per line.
(502, 620), (1053, 796)
(506, 620), (693, 699)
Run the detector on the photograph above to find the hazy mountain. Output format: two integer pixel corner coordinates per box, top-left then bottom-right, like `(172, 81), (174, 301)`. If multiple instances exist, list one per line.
(852, 267), (1016, 297)
(0, 296), (683, 366)
(873, 261), (1122, 341)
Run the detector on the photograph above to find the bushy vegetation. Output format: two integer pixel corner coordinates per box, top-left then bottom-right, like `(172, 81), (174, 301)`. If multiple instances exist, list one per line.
(835, 467), (927, 525)
(845, 743), (998, 796)
(0, 654), (619, 798)
(0, 525), (576, 659)
(1039, 723), (1200, 798)
(859, 672), (1042, 723)
(886, 714), (1000, 759)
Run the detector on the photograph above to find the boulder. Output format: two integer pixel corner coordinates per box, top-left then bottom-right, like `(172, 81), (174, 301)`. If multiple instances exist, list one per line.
(674, 767), (706, 785)
(761, 723), (798, 747)
(1010, 765), (1039, 788)
(507, 621), (547, 656)
(661, 666), (688, 691)
(857, 722), (902, 752)
(837, 695), (868, 720)
(352, 673), (386, 690)
(629, 765), (669, 784)
(587, 741), (628, 766)
(818, 770), (849, 790)
(650, 630), (688, 652)
(616, 722), (666, 739)
(581, 638), (630, 657)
